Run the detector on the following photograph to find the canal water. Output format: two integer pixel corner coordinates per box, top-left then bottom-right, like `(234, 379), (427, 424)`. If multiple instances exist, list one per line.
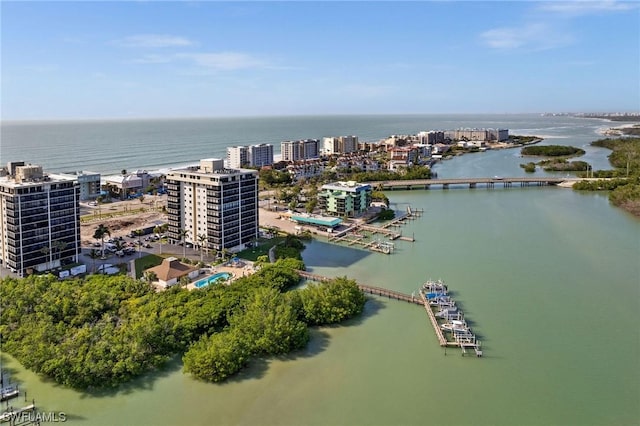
(2, 124), (639, 425)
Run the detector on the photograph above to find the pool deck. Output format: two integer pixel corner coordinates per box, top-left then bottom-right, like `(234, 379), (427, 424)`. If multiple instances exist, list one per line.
(186, 262), (256, 290)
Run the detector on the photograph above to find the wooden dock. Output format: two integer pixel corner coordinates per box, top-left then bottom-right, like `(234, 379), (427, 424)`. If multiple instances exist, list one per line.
(327, 206), (421, 252)
(419, 291), (448, 346)
(296, 271), (483, 357)
(0, 403), (35, 423)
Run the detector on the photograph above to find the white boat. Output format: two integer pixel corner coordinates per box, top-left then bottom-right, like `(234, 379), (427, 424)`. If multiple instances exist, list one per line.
(429, 296), (455, 307)
(440, 320), (469, 333)
(435, 307), (459, 319)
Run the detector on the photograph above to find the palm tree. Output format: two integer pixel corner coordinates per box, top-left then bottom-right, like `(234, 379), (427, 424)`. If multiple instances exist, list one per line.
(88, 249), (100, 273)
(40, 246), (51, 269)
(52, 240), (68, 264)
(178, 228), (190, 259)
(197, 233), (208, 263)
(93, 224), (110, 259)
(135, 230), (144, 258)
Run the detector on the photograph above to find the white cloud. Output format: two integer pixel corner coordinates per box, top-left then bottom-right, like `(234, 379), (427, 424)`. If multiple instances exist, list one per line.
(130, 51), (273, 71)
(131, 54), (175, 64)
(538, 1), (637, 15)
(480, 23), (574, 50)
(178, 52), (265, 70)
(113, 34), (194, 48)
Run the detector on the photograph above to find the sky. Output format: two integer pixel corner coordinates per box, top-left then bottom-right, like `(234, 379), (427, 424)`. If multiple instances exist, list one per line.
(1, 1), (639, 119)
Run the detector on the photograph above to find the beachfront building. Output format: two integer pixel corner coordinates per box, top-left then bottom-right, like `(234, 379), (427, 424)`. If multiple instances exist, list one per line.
(323, 136), (358, 155)
(317, 181), (372, 218)
(444, 128), (509, 142)
(281, 139), (320, 162)
(104, 170), (162, 200)
(417, 131), (446, 144)
(49, 171), (100, 201)
(227, 144), (274, 169)
(165, 159), (259, 255)
(0, 162), (80, 276)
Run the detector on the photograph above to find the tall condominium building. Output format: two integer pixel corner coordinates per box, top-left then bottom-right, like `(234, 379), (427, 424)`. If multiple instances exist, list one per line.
(0, 162), (80, 276)
(49, 170), (101, 201)
(165, 159), (259, 254)
(227, 144), (274, 169)
(280, 139), (320, 162)
(443, 128), (509, 142)
(317, 181), (372, 218)
(322, 136), (359, 155)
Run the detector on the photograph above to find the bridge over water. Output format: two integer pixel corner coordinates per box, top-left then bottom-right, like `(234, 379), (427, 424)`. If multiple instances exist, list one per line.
(370, 177), (580, 190)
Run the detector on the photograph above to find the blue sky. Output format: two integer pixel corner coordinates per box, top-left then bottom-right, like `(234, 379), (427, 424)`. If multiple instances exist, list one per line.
(2, 1), (639, 119)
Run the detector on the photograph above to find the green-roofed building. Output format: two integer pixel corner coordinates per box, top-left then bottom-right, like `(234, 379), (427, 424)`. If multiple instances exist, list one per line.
(290, 214), (343, 229)
(317, 181), (372, 218)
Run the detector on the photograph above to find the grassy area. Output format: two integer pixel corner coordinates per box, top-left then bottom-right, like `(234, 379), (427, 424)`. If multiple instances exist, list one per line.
(236, 237), (285, 261)
(80, 207), (163, 223)
(133, 254), (165, 278)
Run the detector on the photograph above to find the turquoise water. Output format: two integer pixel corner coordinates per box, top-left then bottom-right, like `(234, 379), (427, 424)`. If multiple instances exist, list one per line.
(0, 115), (638, 425)
(193, 272), (231, 288)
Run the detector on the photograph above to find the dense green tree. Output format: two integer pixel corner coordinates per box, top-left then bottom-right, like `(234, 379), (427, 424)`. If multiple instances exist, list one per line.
(230, 287), (309, 355)
(299, 277), (366, 325)
(183, 330), (250, 382)
(521, 145), (585, 157)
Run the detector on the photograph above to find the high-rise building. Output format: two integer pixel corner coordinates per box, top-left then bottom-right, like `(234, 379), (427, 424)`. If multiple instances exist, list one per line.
(165, 159), (259, 254)
(0, 162), (80, 276)
(49, 171), (101, 201)
(323, 136), (358, 155)
(281, 139), (320, 162)
(226, 144), (274, 168)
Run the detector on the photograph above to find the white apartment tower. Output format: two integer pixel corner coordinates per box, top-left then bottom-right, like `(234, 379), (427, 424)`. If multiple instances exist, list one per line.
(323, 136), (358, 155)
(0, 162), (80, 276)
(227, 144), (274, 168)
(280, 139), (320, 162)
(166, 159), (259, 254)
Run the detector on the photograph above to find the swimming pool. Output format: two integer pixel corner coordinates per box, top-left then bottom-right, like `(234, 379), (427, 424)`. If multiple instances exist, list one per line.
(194, 272), (232, 288)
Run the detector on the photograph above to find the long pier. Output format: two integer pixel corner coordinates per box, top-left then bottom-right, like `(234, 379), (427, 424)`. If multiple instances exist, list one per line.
(297, 271), (422, 304)
(419, 291), (448, 346)
(296, 271), (483, 356)
(371, 177), (580, 190)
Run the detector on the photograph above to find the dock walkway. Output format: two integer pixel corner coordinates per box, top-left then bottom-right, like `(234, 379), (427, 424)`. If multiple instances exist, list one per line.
(296, 271), (483, 356)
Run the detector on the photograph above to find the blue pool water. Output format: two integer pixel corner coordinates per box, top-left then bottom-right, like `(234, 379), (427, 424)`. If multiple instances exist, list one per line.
(194, 272), (232, 288)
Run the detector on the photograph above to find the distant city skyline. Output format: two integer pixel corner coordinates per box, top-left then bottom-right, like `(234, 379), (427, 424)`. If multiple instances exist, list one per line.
(2, 1), (639, 120)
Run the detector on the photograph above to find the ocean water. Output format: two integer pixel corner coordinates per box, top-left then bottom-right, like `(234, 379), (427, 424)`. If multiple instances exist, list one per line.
(1, 114), (638, 425)
(0, 113), (616, 175)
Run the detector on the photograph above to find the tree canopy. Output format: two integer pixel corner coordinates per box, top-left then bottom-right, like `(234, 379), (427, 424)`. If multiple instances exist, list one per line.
(521, 145), (585, 157)
(0, 259), (367, 388)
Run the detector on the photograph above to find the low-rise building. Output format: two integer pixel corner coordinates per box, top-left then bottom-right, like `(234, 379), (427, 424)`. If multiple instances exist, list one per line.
(317, 181), (372, 218)
(104, 170), (162, 199)
(145, 257), (199, 288)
